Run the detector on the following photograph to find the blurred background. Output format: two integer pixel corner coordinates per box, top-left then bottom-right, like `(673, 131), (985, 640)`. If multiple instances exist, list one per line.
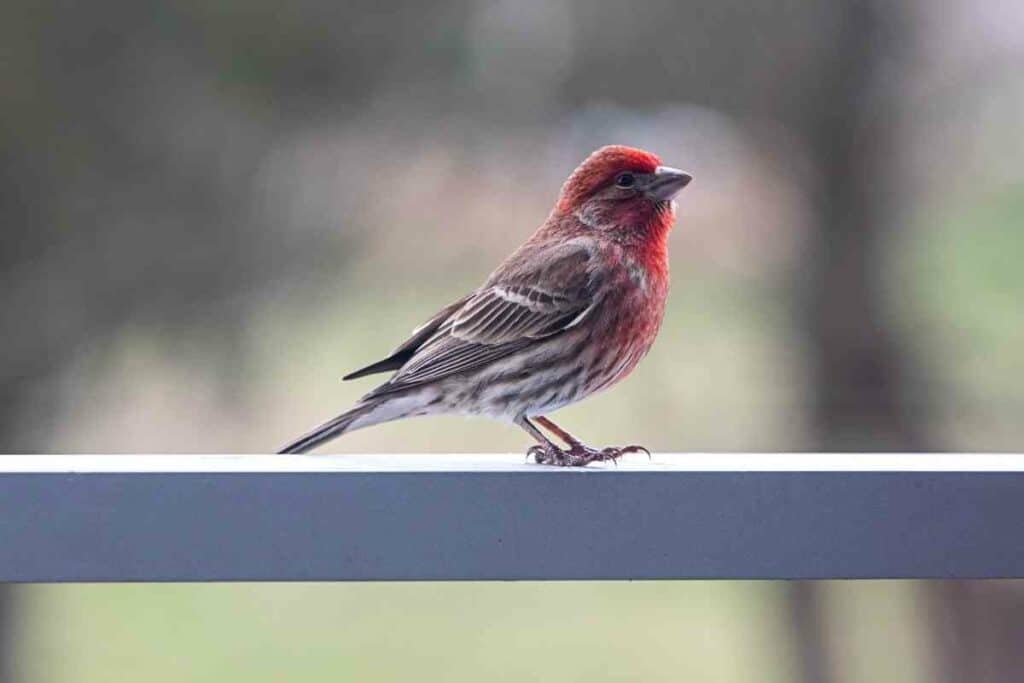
(2, 0), (1023, 680)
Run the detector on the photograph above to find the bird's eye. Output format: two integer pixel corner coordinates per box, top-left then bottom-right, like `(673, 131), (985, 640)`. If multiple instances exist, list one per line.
(615, 172), (636, 189)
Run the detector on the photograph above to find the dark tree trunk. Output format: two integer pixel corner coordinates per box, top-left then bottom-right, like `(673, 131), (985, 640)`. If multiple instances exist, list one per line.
(802, 0), (930, 455)
(929, 581), (1024, 683)
(790, 2), (929, 681)
(786, 582), (833, 683)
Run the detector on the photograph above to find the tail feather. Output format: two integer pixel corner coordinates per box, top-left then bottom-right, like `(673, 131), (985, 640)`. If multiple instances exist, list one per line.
(277, 402), (377, 454)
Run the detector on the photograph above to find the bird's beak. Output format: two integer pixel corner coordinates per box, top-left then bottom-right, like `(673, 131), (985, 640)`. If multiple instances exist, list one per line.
(646, 166), (692, 201)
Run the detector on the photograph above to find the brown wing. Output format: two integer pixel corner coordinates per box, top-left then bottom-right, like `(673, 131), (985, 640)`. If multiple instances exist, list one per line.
(361, 240), (599, 397)
(450, 285), (590, 344)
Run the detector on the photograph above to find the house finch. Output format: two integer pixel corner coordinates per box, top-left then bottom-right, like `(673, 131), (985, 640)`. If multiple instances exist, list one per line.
(278, 145), (691, 465)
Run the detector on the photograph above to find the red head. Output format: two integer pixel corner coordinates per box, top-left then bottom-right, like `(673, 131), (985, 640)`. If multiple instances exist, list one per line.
(555, 145), (691, 244)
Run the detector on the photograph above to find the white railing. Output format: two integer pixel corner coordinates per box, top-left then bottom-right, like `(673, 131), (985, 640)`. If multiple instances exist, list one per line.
(1, 454), (1022, 582)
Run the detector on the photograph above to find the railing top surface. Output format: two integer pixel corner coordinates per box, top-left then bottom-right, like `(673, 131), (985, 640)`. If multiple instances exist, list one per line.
(2, 453), (1023, 581)
(1, 453), (1022, 473)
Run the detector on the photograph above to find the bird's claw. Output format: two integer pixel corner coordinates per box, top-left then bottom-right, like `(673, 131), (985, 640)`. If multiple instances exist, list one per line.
(620, 444), (651, 460)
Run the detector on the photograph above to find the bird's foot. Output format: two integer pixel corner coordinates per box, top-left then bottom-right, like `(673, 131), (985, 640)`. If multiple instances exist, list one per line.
(528, 443), (580, 466)
(528, 442), (651, 467)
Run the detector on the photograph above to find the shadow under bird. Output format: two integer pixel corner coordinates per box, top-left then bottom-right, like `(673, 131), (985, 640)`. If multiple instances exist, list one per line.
(279, 145), (692, 465)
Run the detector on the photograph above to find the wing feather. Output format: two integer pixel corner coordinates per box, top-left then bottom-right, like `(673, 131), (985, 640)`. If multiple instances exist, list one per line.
(361, 240), (601, 398)
(452, 285), (583, 344)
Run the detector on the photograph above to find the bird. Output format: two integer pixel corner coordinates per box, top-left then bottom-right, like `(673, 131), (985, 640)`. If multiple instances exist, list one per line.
(278, 145), (691, 465)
